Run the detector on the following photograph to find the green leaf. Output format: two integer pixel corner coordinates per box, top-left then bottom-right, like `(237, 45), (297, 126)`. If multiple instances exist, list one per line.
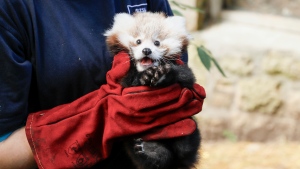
(169, 0), (204, 13)
(170, 1), (186, 10)
(177, 3), (204, 13)
(222, 130), (238, 142)
(197, 47), (211, 71)
(211, 57), (227, 77)
(172, 9), (184, 16)
(196, 45), (226, 77)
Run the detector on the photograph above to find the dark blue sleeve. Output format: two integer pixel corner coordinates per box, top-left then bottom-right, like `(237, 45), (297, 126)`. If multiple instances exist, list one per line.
(0, 1), (32, 136)
(147, 0), (188, 63)
(147, 0), (173, 16)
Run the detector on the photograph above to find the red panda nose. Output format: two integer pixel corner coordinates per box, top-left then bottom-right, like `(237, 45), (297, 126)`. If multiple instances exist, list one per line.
(142, 48), (152, 55)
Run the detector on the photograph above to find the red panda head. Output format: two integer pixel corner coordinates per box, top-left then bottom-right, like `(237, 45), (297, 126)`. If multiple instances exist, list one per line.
(104, 12), (189, 72)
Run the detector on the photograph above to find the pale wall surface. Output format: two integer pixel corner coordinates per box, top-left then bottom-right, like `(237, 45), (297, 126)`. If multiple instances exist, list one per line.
(188, 11), (300, 142)
(169, 0), (201, 31)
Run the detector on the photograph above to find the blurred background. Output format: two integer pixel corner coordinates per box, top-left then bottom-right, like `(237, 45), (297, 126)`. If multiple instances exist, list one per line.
(169, 0), (300, 169)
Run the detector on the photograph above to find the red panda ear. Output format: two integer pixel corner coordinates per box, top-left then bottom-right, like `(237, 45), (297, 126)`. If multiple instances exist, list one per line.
(104, 13), (135, 55)
(165, 16), (187, 34)
(105, 33), (132, 55)
(104, 13), (135, 37)
(181, 36), (190, 52)
(105, 33), (121, 54)
(165, 16), (190, 45)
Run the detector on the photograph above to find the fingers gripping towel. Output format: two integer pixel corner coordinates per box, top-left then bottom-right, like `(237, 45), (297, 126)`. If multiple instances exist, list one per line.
(25, 52), (206, 168)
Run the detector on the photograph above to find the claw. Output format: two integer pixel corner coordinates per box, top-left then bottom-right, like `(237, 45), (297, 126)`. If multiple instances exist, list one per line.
(134, 138), (144, 154)
(154, 71), (160, 79)
(157, 66), (165, 74)
(165, 64), (171, 71)
(140, 79), (146, 85)
(150, 79), (156, 86)
(134, 138), (143, 143)
(146, 69), (154, 76)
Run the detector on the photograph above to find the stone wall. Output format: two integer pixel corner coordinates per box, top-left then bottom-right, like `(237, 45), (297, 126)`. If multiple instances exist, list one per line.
(188, 11), (300, 142)
(234, 0), (300, 18)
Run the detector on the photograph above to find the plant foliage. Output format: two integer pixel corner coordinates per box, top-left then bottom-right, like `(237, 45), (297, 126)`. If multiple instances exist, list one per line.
(169, 0), (226, 77)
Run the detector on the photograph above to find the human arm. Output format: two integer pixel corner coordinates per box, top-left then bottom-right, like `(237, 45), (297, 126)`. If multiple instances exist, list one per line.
(0, 127), (36, 169)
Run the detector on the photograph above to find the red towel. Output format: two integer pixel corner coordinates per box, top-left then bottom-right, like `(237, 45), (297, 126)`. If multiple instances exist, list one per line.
(25, 52), (206, 168)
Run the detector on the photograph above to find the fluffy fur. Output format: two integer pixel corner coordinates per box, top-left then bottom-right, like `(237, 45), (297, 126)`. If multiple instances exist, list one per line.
(98, 12), (201, 169)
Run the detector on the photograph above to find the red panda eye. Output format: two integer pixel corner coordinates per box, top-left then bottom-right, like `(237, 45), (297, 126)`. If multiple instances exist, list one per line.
(136, 39), (141, 45)
(154, 41), (160, 46)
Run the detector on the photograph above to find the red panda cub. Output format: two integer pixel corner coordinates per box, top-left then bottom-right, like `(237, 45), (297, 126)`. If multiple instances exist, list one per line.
(102, 12), (201, 169)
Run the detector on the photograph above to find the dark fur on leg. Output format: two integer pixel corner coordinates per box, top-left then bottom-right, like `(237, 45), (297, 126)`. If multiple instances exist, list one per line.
(171, 129), (201, 169)
(122, 129), (201, 169)
(92, 141), (136, 169)
(125, 138), (174, 169)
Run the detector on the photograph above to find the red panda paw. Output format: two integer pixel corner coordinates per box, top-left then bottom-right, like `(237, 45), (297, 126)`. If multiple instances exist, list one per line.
(139, 64), (171, 87)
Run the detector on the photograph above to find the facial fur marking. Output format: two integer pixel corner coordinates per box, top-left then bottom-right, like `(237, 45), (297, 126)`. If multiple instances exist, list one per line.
(104, 12), (189, 68)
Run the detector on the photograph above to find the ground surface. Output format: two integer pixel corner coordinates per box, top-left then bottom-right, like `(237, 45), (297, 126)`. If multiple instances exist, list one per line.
(196, 141), (300, 169)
